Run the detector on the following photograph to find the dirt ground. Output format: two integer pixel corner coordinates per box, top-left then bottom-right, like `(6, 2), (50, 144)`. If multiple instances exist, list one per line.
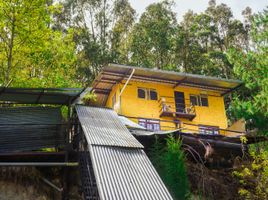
(0, 167), (82, 200)
(187, 161), (240, 200)
(0, 181), (49, 200)
(0, 163), (241, 200)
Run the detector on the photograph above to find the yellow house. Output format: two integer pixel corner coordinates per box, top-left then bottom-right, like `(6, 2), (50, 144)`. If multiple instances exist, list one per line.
(92, 64), (244, 136)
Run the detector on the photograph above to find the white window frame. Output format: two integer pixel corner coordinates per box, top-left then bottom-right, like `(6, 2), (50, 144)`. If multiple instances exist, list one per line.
(137, 88), (158, 100)
(138, 118), (160, 131)
(190, 94), (209, 107)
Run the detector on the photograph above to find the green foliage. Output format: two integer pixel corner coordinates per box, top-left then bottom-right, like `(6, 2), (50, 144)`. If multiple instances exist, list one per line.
(82, 91), (97, 105)
(0, 0), (79, 88)
(149, 136), (190, 200)
(175, 1), (248, 77)
(129, 0), (177, 69)
(227, 8), (268, 135)
(233, 146), (268, 199)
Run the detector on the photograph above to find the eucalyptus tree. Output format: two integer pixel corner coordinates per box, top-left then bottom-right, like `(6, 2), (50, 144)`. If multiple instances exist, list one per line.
(175, 0), (248, 78)
(228, 8), (268, 132)
(60, 0), (136, 83)
(204, 0), (248, 78)
(110, 0), (136, 64)
(0, 0), (78, 87)
(129, 0), (177, 70)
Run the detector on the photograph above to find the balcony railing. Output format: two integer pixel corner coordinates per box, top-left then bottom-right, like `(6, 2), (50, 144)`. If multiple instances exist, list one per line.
(159, 96), (196, 120)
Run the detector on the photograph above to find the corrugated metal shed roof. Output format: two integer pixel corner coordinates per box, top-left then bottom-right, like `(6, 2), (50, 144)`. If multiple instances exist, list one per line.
(92, 63), (243, 106)
(0, 106), (62, 124)
(0, 106), (65, 152)
(89, 145), (173, 200)
(76, 105), (143, 148)
(77, 106), (173, 200)
(0, 87), (84, 105)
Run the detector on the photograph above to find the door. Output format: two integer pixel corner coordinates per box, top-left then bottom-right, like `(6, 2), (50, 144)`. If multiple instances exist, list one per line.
(174, 91), (185, 113)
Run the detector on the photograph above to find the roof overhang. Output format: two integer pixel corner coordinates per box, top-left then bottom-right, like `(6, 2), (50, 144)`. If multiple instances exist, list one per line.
(92, 63), (243, 106)
(0, 87), (84, 105)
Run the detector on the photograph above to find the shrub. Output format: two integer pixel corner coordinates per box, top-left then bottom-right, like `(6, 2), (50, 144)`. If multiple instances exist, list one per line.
(233, 144), (268, 200)
(150, 136), (190, 200)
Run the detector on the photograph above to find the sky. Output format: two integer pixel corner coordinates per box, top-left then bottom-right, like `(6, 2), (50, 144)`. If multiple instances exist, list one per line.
(129, 0), (268, 22)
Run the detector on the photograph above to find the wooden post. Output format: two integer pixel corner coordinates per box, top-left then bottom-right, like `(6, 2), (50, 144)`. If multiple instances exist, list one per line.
(62, 99), (71, 200)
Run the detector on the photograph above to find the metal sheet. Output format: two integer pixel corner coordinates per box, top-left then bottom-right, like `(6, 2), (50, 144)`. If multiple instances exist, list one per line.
(0, 106), (62, 124)
(76, 105), (143, 148)
(89, 145), (173, 200)
(118, 116), (146, 130)
(0, 106), (65, 152)
(130, 129), (180, 136)
(0, 87), (84, 105)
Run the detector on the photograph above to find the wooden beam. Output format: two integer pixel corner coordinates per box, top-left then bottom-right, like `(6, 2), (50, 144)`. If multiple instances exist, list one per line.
(173, 77), (187, 88)
(220, 83), (243, 96)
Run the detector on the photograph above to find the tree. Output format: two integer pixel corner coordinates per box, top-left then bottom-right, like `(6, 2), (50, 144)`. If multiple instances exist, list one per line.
(175, 0), (248, 77)
(129, 0), (177, 69)
(175, 11), (215, 74)
(0, 0), (78, 87)
(149, 136), (190, 200)
(61, 0), (136, 82)
(227, 8), (268, 134)
(110, 0), (136, 64)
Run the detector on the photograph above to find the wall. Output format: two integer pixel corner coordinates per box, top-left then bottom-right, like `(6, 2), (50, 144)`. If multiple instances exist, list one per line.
(105, 80), (228, 132)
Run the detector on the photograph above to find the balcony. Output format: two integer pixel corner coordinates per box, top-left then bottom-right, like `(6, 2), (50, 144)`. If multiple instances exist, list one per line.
(159, 97), (196, 120)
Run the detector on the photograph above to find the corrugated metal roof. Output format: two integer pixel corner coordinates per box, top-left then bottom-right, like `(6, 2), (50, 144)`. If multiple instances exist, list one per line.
(76, 105), (143, 148)
(0, 106), (65, 152)
(0, 87), (84, 105)
(89, 145), (173, 200)
(93, 63), (243, 106)
(0, 106), (62, 124)
(118, 116), (146, 130)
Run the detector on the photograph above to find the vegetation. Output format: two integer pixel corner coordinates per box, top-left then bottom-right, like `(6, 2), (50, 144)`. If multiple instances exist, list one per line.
(0, 0), (267, 199)
(228, 8), (268, 135)
(229, 9), (268, 199)
(233, 145), (268, 200)
(150, 136), (190, 200)
(0, 0), (79, 88)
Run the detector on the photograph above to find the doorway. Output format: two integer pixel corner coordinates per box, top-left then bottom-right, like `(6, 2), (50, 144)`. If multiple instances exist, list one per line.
(174, 91), (185, 113)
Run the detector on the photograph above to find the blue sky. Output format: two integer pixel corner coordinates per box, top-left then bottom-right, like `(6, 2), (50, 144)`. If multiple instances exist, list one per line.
(129, 0), (267, 21)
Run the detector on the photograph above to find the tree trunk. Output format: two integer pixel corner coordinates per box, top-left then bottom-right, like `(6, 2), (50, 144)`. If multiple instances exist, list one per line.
(5, 10), (15, 85)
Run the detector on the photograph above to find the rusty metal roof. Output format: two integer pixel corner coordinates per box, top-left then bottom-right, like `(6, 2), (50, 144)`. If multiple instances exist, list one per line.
(89, 145), (173, 200)
(92, 63), (243, 106)
(76, 105), (143, 148)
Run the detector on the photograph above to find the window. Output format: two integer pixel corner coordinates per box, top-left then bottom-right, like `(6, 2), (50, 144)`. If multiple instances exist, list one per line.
(138, 118), (160, 131)
(138, 88), (146, 99)
(149, 89), (158, 100)
(190, 95), (198, 106)
(199, 125), (219, 135)
(190, 94), (208, 107)
(137, 88), (158, 100)
(200, 94), (208, 107)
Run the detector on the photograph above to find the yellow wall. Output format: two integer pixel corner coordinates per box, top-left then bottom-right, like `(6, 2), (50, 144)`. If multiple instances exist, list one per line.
(105, 80), (228, 132)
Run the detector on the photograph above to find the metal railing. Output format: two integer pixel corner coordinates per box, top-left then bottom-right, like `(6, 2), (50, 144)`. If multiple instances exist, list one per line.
(158, 96), (196, 115)
(181, 122), (246, 136)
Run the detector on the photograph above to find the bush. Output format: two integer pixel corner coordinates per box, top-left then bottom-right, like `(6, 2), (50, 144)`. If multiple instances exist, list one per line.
(150, 136), (190, 200)
(233, 144), (268, 200)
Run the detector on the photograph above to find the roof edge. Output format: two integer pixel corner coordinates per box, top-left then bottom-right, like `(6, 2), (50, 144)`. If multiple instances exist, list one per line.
(107, 63), (243, 84)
